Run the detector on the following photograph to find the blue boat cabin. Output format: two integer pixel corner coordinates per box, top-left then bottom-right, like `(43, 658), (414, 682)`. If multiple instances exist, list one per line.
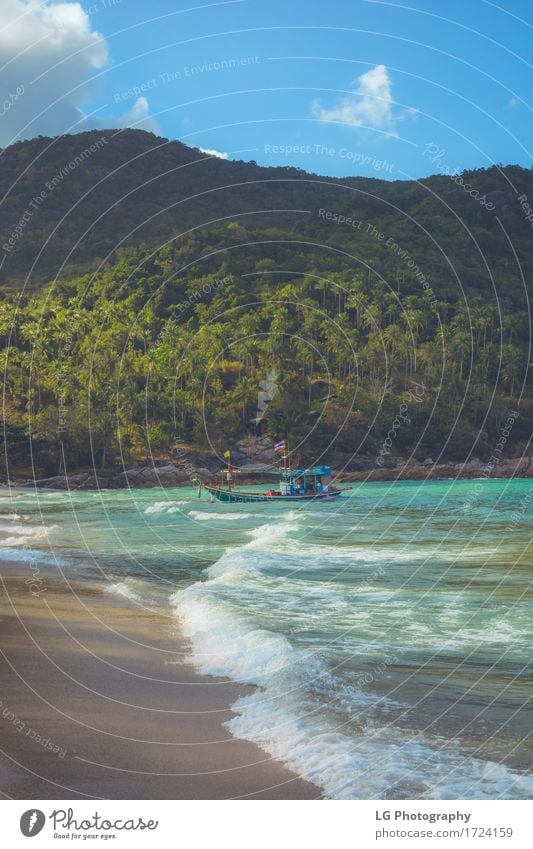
(279, 466), (333, 496)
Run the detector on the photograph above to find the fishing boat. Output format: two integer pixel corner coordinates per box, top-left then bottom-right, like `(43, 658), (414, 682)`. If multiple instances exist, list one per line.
(194, 445), (349, 503)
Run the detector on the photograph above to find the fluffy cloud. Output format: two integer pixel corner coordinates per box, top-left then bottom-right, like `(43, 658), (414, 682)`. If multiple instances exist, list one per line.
(0, 1), (159, 146)
(84, 96), (161, 135)
(0, 0), (108, 145)
(312, 64), (403, 134)
(198, 147), (229, 160)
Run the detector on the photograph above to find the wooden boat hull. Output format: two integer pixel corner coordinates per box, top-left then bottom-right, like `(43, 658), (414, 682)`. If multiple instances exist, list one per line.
(203, 485), (344, 503)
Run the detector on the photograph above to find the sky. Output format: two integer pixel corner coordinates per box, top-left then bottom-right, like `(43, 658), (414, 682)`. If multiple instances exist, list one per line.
(0, 0), (531, 179)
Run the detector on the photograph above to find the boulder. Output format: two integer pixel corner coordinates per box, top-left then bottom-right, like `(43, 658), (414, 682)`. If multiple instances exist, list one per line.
(146, 465), (190, 486)
(238, 463), (276, 473)
(234, 436), (276, 463)
(123, 469), (148, 483)
(499, 457), (531, 473)
(111, 465), (190, 487)
(34, 475), (67, 488)
(67, 472), (92, 485)
(195, 467), (213, 478)
(344, 454), (391, 471)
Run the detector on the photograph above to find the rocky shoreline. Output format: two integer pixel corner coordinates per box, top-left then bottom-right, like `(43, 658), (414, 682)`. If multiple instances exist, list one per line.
(2, 432), (531, 490)
(334, 455), (532, 482)
(2, 453), (531, 490)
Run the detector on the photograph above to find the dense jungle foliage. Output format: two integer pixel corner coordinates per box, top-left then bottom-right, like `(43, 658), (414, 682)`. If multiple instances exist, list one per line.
(0, 130), (531, 476)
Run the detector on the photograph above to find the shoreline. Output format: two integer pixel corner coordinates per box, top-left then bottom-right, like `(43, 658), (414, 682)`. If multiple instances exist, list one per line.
(1, 454), (532, 491)
(335, 458), (533, 483)
(0, 563), (319, 800)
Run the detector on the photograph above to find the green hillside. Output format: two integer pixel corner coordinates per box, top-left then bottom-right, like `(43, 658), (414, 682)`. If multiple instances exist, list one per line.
(0, 130), (531, 478)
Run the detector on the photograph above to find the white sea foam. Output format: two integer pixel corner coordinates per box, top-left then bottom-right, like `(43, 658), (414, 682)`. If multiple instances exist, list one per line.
(0, 524), (58, 546)
(188, 510), (254, 521)
(104, 579), (156, 605)
(283, 510), (304, 522)
(172, 583), (533, 799)
(257, 539), (497, 570)
(174, 590), (302, 683)
(170, 512), (533, 800)
(144, 500), (188, 514)
(244, 521), (299, 547)
(228, 687), (533, 799)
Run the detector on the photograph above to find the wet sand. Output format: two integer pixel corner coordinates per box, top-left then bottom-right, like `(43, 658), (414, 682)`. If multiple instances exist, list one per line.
(0, 564), (319, 799)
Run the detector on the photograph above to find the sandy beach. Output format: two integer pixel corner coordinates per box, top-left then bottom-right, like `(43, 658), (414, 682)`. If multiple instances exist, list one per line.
(0, 563), (319, 800)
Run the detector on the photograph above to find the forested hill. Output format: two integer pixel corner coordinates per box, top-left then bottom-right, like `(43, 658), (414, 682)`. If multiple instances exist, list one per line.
(0, 129), (532, 298)
(0, 129), (532, 478)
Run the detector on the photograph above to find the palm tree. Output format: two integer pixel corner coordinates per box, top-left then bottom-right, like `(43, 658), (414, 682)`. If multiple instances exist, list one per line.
(360, 301), (382, 332)
(417, 341), (442, 383)
(450, 330), (473, 381)
(501, 344), (522, 395)
(231, 376), (257, 425)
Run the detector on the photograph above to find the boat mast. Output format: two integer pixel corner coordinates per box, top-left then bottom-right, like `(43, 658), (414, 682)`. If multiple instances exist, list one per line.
(281, 441), (290, 478)
(224, 450), (234, 490)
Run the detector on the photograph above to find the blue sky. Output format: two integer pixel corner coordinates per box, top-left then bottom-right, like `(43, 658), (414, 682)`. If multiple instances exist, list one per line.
(1, 0), (531, 179)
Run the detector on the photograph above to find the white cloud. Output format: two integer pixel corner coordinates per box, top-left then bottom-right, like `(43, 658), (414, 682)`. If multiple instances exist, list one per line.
(198, 147), (229, 160)
(109, 96), (160, 134)
(312, 64), (406, 134)
(78, 95), (161, 135)
(0, 0), (107, 145)
(0, 1), (159, 146)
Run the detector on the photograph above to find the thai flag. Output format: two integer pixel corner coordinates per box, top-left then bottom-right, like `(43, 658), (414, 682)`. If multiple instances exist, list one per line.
(274, 440), (286, 452)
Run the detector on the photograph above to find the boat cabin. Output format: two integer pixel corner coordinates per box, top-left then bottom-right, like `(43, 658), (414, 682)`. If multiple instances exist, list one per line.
(279, 466), (332, 496)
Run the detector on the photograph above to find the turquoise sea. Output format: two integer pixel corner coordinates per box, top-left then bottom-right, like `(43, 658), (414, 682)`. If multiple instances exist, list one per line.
(2, 477), (532, 799)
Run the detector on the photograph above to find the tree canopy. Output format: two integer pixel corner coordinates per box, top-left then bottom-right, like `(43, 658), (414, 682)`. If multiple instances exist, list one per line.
(0, 130), (531, 477)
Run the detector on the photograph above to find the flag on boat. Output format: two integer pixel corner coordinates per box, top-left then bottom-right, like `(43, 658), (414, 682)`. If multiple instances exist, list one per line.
(274, 440), (286, 452)
(224, 450), (231, 458)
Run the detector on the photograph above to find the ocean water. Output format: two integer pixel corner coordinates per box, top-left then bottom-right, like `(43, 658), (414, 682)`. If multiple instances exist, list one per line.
(2, 478), (532, 799)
